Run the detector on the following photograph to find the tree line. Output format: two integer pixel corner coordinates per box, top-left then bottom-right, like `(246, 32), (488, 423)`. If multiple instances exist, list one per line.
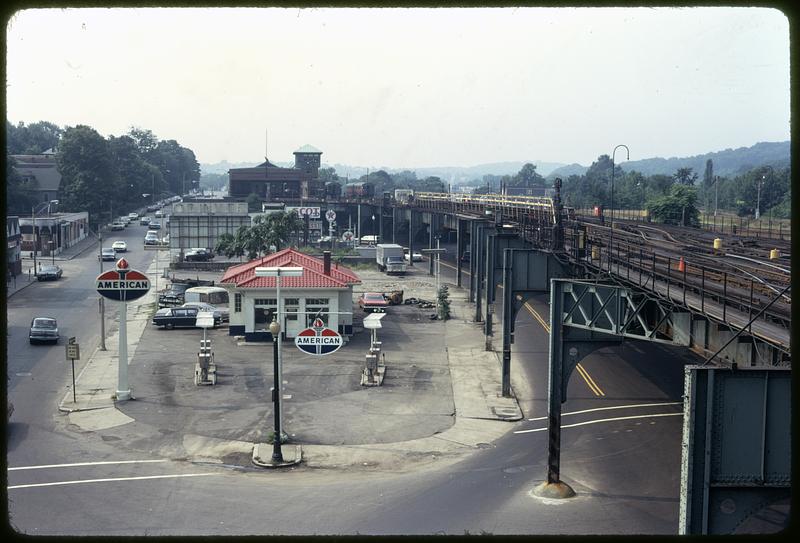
(6, 120), (200, 226)
(456, 157), (790, 222)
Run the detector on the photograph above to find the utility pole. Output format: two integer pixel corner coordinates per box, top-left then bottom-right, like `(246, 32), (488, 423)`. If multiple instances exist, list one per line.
(98, 230), (107, 351)
(31, 206), (37, 274)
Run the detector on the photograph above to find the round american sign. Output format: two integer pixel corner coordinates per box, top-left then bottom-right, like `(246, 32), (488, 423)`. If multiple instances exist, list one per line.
(295, 318), (343, 356)
(96, 258), (151, 302)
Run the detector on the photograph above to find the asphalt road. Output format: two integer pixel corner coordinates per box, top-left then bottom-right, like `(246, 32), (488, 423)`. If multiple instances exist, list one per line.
(7, 234), (698, 535)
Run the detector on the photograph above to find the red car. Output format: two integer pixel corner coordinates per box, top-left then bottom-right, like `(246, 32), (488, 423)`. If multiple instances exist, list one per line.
(358, 292), (388, 313)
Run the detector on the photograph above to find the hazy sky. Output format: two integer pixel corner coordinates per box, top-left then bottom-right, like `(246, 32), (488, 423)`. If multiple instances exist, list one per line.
(6, 7), (790, 169)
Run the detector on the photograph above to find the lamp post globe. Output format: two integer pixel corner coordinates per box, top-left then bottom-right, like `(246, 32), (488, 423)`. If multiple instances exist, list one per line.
(269, 319), (280, 337)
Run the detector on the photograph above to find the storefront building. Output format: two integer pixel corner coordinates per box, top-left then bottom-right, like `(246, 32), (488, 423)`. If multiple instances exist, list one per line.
(221, 248), (361, 342)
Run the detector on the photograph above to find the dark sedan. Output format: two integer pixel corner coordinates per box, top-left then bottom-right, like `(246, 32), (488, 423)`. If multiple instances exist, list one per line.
(152, 307), (202, 329)
(29, 317), (59, 344)
(35, 265), (63, 281)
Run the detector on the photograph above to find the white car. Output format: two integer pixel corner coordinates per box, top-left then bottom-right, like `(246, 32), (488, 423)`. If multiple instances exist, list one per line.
(144, 231), (160, 245)
(112, 240), (128, 252)
(129, 212), (139, 220)
(404, 251), (424, 262)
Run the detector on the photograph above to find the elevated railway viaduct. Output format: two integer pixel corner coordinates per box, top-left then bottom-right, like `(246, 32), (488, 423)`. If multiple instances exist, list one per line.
(317, 188), (790, 369)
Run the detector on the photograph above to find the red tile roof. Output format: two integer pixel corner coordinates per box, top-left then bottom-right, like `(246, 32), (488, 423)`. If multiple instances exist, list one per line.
(220, 248), (361, 289)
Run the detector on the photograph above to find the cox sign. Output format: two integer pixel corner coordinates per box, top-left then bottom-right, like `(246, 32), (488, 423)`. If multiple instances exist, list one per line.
(287, 206), (321, 219)
(295, 318), (343, 356)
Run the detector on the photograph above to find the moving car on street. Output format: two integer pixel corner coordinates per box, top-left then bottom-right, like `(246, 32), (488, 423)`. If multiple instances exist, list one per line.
(29, 317), (59, 344)
(148, 221), (162, 231)
(128, 212), (139, 220)
(35, 265), (63, 281)
(111, 221), (125, 231)
(144, 231), (159, 245)
(358, 292), (389, 313)
(99, 247), (117, 261)
(152, 306), (202, 329)
(404, 250), (424, 262)
(112, 240), (128, 252)
(140, 216), (152, 226)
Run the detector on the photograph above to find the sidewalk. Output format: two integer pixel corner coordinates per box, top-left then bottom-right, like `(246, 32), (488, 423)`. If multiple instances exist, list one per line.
(58, 255), (524, 472)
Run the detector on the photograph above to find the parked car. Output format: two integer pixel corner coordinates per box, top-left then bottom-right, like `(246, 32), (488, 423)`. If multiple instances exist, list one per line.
(358, 292), (389, 313)
(99, 247), (117, 261)
(159, 283), (192, 307)
(111, 222), (125, 231)
(29, 317), (59, 344)
(181, 302), (228, 324)
(118, 216), (130, 226)
(148, 221), (162, 231)
(144, 231), (160, 245)
(35, 264), (63, 281)
(185, 248), (214, 262)
(112, 240), (128, 252)
(404, 251), (424, 262)
(152, 306), (203, 329)
(140, 216), (152, 226)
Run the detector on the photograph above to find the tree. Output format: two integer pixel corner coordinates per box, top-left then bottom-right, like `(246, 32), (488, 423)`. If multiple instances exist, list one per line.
(108, 134), (157, 209)
(510, 163), (545, 188)
(673, 167), (698, 185)
(6, 120), (63, 154)
(56, 125), (118, 224)
(646, 184), (700, 226)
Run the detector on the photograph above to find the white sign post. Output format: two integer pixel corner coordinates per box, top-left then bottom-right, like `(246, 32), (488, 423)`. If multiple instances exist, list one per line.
(96, 258), (150, 401)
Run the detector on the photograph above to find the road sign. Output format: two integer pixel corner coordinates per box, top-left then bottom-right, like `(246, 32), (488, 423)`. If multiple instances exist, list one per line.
(342, 230), (354, 242)
(325, 209), (336, 222)
(66, 340), (80, 360)
(96, 258), (151, 302)
(295, 318), (343, 356)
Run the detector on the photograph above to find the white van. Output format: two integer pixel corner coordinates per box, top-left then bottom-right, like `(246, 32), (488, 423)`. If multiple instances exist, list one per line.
(183, 286), (228, 307)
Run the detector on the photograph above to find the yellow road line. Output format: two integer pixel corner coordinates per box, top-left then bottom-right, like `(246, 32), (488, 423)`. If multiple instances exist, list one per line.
(439, 257), (605, 397)
(524, 301), (604, 397)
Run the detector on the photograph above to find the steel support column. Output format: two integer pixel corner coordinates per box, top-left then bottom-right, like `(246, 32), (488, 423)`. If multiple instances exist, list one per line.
(484, 228), (496, 348)
(456, 219), (465, 288)
(428, 213), (435, 276)
(408, 210), (414, 267)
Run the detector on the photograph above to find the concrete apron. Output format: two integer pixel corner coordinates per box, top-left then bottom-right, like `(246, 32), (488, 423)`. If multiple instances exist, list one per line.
(60, 257), (525, 472)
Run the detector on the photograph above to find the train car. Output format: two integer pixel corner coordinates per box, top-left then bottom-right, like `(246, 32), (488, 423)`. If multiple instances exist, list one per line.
(344, 182), (375, 199)
(394, 189), (414, 203)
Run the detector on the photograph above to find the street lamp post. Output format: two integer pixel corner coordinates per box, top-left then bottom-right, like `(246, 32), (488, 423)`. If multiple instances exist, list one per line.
(756, 175), (764, 220)
(255, 266), (304, 443)
(371, 214), (376, 241)
(269, 318), (283, 462)
(609, 145), (629, 272)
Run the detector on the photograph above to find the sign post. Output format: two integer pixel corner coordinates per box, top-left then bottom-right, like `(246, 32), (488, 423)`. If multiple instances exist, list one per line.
(325, 210), (336, 248)
(96, 258), (150, 401)
(66, 337), (80, 403)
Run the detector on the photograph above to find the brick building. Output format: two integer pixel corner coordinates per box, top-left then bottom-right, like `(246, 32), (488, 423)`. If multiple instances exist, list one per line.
(228, 144), (323, 201)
